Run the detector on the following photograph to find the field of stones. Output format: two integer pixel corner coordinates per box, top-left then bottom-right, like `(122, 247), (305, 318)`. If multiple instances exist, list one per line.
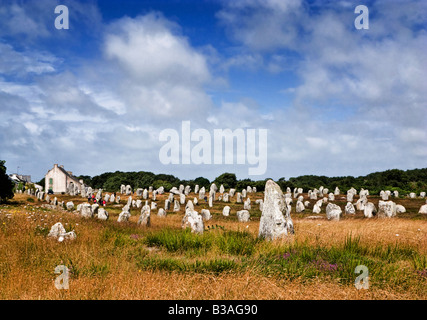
(0, 182), (426, 300)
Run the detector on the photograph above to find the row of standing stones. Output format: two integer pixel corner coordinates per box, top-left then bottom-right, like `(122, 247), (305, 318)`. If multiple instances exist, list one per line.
(21, 182), (427, 242)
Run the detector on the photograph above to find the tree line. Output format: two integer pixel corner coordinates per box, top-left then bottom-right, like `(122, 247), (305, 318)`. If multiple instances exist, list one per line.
(74, 168), (427, 195)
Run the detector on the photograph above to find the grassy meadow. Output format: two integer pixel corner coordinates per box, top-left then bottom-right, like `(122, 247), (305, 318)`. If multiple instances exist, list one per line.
(0, 191), (426, 300)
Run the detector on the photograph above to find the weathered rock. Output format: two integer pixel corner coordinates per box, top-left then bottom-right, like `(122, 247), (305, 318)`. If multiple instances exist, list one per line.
(243, 197), (251, 210)
(296, 200), (305, 213)
(80, 203), (93, 219)
(258, 180), (294, 240)
(125, 185), (132, 195)
(200, 209), (212, 221)
(136, 199), (143, 209)
(193, 197), (198, 205)
(364, 202), (377, 218)
(418, 204), (427, 214)
(138, 205), (151, 227)
(219, 185), (225, 194)
(237, 210), (250, 222)
(180, 193), (186, 205)
(223, 193), (229, 203)
(173, 200), (180, 212)
(378, 200), (397, 218)
(48, 222), (76, 242)
(236, 193), (242, 203)
(229, 189), (236, 197)
(92, 203), (99, 215)
(396, 204), (406, 214)
(66, 201), (74, 211)
(409, 192), (416, 199)
(150, 202), (157, 210)
(165, 199), (171, 210)
(328, 193), (335, 201)
(157, 208), (167, 217)
(345, 202), (356, 214)
(143, 189), (148, 200)
(117, 210), (131, 223)
(97, 208), (109, 221)
(182, 208), (204, 234)
(223, 206), (230, 216)
(313, 200), (323, 214)
(326, 203), (342, 221)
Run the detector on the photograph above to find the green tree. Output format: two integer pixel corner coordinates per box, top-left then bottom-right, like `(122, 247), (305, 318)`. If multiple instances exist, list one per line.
(214, 173), (237, 190)
(0, 160), (14, 203)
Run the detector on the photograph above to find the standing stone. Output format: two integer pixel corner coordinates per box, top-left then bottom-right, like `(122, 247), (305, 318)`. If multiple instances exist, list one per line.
(244, 197), (251, 210)
(409, 192), (416, 199)
(194, 185), (199, 194)
(258, 180), (294, 240)
(326, 203), (342, 221)
(237, 210), (250, 222)
(223, 193), (229, 203)
(66, 201), (74, 211)
(219, 185), (225, 194)
(193, 197), (198, 205)
(182, 208), (204, 234)
(97, 208), (109, 221)
(418, 204), (427, 214)
(296, 201), (305, 213)
(136, 188), (143, 197)
(334, 187), (340, 195)
(138, 205), (151, 227)
(242, 189), (247, 198)
(80, 203), (93, 219)
(185, 200), (194, 212)
(420, 192), (426, 198)
(116, 195), (120, 204)
(364, 202), (377, 218)
(396, 204), (406, 214)
(136, 200), (143, 209)
(247, 186), (252, 193)
(236, 193), (242, 203)
(165, 199), (171, 211)
(223, 206), (230, 216)
(229, 189), (236, 197)
(210, 183), (218, 193)
(208, 196), (213, 208)
(125, 185), (132, 195)
(158, 208), (167, 217)
(310, 192), (317, 200)
(117, 210), (130, 223)
(48, 222), (76, 242)
(313, 199), (323, 214)
(199, 187), (205, 200)
(184, 185), (191, 196)
(200, 209), (212, 221)
(180, 193), (186, 205)
(378, 200), (397, 218)
(143, 189), (148, 200)
(120, 184), (126, 194)
(173, 200), (180, 212)
(345, 202), (356, 214)
(151, 202), (157, 210)
(328, 193), (335, 201)
(152, 191), (157, 201)
(347, 192), (354, 202)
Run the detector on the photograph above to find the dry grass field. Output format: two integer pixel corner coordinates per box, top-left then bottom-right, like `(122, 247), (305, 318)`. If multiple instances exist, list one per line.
(0, 191), (426, 300)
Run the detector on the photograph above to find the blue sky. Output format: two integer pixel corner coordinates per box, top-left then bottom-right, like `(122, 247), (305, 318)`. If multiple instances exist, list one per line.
(0, 0), (426, 183)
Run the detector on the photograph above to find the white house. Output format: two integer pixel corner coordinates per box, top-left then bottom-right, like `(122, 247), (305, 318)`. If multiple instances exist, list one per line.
(45, 164), (84, 194)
